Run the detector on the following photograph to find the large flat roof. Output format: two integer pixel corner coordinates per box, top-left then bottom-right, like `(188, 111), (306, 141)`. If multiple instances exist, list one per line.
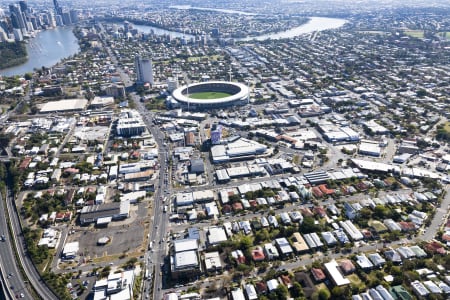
(174, 239), (198, 253)
(175, 250), (199, 268)
(40, 98), (88, 113)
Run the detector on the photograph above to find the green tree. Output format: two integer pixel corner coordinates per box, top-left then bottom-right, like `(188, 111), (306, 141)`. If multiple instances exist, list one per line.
(291, 282), (304, 298)
(318, 288), (331, 300)
(299, 216), (320, 234)
(331, 286), (344, 297)
(239, 236), (253, 250)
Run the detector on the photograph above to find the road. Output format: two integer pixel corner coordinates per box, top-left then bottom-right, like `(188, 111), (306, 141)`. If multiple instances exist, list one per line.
(97, 22), (171, 298)
(0, 191), (31, 300)
(4, 184), (58, 300)
(134, 93), (171, 300)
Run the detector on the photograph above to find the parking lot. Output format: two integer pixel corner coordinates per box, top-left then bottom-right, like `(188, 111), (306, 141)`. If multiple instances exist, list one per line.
(64, 201), (149, 261)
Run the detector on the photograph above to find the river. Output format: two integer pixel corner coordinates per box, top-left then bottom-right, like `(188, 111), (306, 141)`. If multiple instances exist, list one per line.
(1, 17), (346, 76)
(0, 27), (79, 77)
(132, 16), (346, 41)
(169, 5), (257, 16)
(238, 17), (347, 41)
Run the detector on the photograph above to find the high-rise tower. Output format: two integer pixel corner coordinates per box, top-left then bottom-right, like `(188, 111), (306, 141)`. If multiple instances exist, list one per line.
(53, 0), (62, 16)
(19, 1), (28, 14)
(135, 55), (154, 85)
(9, 4), (26, 30)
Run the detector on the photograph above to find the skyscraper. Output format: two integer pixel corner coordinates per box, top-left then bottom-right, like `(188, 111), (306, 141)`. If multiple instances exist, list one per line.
(53, 0), (62, 16)
(135, 55), (154, 85)
(69, 10), (78, 24)
(9, 4), (26, 30)
(19, 1), (28, 14)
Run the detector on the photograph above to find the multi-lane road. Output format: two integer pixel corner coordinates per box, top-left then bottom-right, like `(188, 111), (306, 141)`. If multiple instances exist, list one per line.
(0, 190), (31, 300)
(2, 184), (58, 300)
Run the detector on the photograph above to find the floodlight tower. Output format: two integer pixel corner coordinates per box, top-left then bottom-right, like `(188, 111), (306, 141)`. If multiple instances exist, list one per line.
(246, 78), (250, 104)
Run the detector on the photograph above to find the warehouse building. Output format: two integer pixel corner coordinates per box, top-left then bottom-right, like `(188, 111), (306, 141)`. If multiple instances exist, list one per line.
(79, 200), (130, 225)
(40, 99), (88, 114)
(171, 239), (202, 280)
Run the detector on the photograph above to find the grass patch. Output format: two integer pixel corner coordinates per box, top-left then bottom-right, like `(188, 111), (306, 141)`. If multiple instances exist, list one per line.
(404, 30), (424, 38)
(188, 91), (233, 100)
(187, 55), (222, 62)
(368, 220), (388, 233)
(443, 121), (450, 132)
(348, 273), (365, 286)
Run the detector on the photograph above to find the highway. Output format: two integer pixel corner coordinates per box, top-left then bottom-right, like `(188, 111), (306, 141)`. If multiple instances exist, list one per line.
(3, 183), (58, 300)
(0, 190), (30, 300)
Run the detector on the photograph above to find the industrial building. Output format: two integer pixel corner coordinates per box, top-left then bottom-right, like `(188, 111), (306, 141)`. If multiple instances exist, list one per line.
(210, 137), (268, 164)
(79, 200), (130, 225)
(40, 98), (88, 114)
(171, 239), (202, 280)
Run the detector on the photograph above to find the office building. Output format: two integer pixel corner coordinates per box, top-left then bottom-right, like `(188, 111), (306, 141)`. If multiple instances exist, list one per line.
(9, 4), (26, 30)
(135, 55), (154, 85)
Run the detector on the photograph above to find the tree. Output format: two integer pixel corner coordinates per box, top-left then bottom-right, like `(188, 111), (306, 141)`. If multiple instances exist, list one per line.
(291, 282), (304, 298)
(299, 216), (320, 234)
(255, 229), (270, 244)
(239, 236), (253, 250)
(318, 288), (331, 300)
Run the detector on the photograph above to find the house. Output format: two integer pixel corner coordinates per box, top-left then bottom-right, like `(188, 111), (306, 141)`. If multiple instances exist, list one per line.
(424, 241), (446, 255)
(389, 285), (413, 300)
(311, 268), (326, 282)
(291, 232), (309, 253)
(294, 272), (316, 298)
(409, 245), (427, 258)
(355, 254), (374, 270)
(344, 202), (358, 220)
(244, 284), (258, 300)
(384, 249), (402, 264)
(314, 206), (327, 218)
(255, 282), (267, 295)
(324, 260), (350, 286)
(275, 238), (293, 257)
(339, 259), (356, 274)
(263, 243), (280, 260)
(251, 247), (265, 262)
(279, 274), (292, 288)
(267, 279), (279, 292)
(231, 250), (246, 264)
(411, 281), (429, 298)
(321, 231), (337, 246)
(368, 253), (386, 267)
(231, 289), (246, 300)
(204, 252), (222, 274)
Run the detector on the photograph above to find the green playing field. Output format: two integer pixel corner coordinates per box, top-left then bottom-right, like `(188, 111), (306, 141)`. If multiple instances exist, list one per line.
(188, 91), (233, 99)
